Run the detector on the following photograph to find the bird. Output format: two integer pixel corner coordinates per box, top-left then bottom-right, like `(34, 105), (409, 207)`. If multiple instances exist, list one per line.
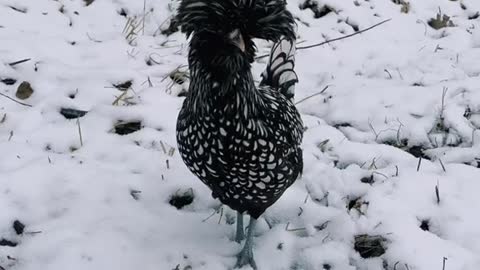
(175, 0), (303, 268)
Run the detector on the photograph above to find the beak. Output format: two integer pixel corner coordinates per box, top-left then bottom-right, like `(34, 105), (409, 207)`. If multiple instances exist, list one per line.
(229, 29), (245, 52)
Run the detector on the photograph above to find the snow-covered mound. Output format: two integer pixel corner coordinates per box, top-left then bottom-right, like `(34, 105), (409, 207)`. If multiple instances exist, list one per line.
(1, 0), (479, 270)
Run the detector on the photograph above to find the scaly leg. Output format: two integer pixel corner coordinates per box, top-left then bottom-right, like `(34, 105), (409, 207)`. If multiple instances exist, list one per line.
(235, 217), (257, 270)
(235, 211), (245, 243)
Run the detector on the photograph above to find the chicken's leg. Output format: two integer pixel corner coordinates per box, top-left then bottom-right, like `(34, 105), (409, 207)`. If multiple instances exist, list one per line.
(235, 216), (257, 270)
(235, 211), (245, 243)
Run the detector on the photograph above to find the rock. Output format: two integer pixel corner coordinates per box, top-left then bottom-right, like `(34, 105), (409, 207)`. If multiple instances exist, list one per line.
(360, 175), (374, 184)
(420, 220), (430, 231)
(15, 81), (34, 100)
(354, 234), (387, 258)
(0, 239), (17, 247)
(299, 0), (334, 19)
(130, 189), (141, 201)
(113, 80), (132, 91)
(169, 189), (194, 209)
(13, 220), (25, 235)
(60, 108), (88, 119)
(1, 78), (16, 85)
(114, 121), (142, 135)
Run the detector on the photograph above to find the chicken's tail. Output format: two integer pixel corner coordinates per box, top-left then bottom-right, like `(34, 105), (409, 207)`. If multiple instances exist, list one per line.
(260, 36), (298, 99)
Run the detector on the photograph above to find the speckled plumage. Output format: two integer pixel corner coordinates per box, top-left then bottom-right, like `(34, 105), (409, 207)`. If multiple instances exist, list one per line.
(176, 0), (303, 219)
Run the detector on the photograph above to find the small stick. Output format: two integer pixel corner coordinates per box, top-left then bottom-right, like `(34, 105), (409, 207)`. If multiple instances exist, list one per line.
(396, 68), (404, 80)
(297, 19), (392, 50)
(0, 93), (33, 107)
(435, 181), (440, 204)
(442, 257), (447, 270)
(76, 118), (84, 147)
(217, 207), (224, 224)
(417, 157), (422, 172)
(384, 69), (393, 79)
(202, 209), (217, 222)
(286, 226), (306, 232)
(25, 231), (43, 235)
(86, 33), (102, 43)
(9, 58), (31, 67)
(256, 19), (392, 60)
(160, 140), (167, 154)
(142, 0), (146, 35)
(373, 171), (388, 179)
(298, 206), (303, 216)
(439, 158), (446, 172)
(295, 85), (330, 105)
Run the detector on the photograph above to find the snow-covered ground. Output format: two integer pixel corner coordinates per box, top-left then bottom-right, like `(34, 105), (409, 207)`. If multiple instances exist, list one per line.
(1, 0), (479, 269)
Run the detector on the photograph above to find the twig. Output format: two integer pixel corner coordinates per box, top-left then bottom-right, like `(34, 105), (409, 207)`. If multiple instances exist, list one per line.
(373, 171), (389, 179)
(297, 19), (392, 50)
(256, 19), (392, 60)
(286, 226), (306, 232)
(24, 231), (42, 235)
(396, 118), (404, 145)
(435, 181), (440, 204)
(112, 87), (130, 106)
(76, 118), (84, 147)
(439, 158), (446, 172)
(369, 122), (379, 141)
(295, 85), (330, 105)
(384, 69), (393, 79)
(396, 68), (404, 80)
(202, 209), (217, 222)
(86, 33), (102, 43)
(416, 19), (428, 36)
(9, 58), (31, 67)
(0, 92), (33, 107)
(142, 0), (147, 35)
(218, 207), (224, 224)
(417, 157), (422, 172)
(440, 87), (448, 121)
(442, 257), (447, 270)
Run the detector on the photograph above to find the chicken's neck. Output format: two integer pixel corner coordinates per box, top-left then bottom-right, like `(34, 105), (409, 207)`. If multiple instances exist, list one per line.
(185, 61), (261, 116)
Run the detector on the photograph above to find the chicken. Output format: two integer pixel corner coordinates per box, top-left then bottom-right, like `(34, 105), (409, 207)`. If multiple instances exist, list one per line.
(176, 0), (303, 268)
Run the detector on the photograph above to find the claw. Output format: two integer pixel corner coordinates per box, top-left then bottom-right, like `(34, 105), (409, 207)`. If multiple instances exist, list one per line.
(234, 217), (258, 270)
(235, 246), (257, 270)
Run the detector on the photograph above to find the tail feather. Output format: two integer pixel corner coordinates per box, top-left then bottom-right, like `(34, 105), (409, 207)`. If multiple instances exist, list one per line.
(260, 37), (298, 99)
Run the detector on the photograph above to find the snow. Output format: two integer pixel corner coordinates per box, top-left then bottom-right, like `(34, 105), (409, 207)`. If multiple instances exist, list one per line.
(1, 0), (480, 270)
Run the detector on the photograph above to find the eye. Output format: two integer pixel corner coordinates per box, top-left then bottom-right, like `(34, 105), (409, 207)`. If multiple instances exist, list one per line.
(229, 29), (241, 40)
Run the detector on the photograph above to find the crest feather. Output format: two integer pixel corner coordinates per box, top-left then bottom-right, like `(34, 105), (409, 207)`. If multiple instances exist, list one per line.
(177, 0), (295, 41)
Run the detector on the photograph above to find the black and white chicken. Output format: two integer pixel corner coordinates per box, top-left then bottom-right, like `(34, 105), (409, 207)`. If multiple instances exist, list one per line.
(176, 0), (303, 268)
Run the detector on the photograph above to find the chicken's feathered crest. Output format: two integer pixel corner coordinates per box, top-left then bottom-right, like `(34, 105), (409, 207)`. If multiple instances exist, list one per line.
(177, 0), (295, 42)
